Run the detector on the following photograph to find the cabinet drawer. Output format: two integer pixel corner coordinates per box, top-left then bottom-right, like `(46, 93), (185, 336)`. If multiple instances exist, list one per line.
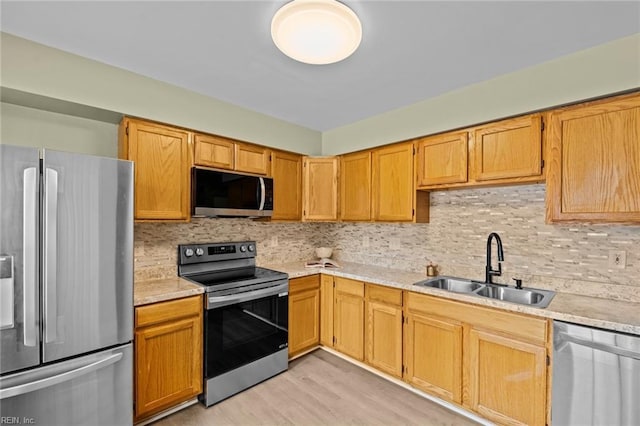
(366, 284), (402, 306)
(335, 277), (364, 297)
(135, 296), (202, 328)
(290, 275), (320, 293)
(406, 292), (547, 345)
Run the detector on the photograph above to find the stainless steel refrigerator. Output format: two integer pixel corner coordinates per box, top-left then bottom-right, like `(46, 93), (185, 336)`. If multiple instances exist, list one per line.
(0, 145), (133, 425)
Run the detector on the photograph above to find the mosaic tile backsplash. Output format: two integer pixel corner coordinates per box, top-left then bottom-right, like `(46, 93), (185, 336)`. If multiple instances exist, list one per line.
(135, 184), (639, 302)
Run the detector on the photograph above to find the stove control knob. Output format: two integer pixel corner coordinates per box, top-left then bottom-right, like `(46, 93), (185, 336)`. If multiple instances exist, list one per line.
(195, 248), (205, 256)
(248, 244), (255, 252)
(184, 248), (194, 258)
(240, 245), (247, 252)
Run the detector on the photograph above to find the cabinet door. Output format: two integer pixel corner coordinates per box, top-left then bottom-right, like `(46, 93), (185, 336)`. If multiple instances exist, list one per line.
(372, 143), (415, 221)
(340, 151), (372, 221)
(303, 157), (339, 221)
(193, 134), (234, 169)
(404, 311), (462, 404)
(472, 114), (543, 182)
(365, 299), (403, 378)
(125, 119), (191, 221)
(334, 278), (364, 360)
(417, 132), (468, 187)
(467, 328), (546, 426)
(134, 296), (202, 421)
(320, 275), (334, 347)
(271, 150), (302, 221)
(288, 276), (320, 357)
(547, 94), (640, 222)
(235, 142), (269, 175)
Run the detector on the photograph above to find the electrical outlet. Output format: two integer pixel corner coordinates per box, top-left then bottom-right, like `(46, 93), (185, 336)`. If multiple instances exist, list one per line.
(608, 250), (626, 269)
(362, 236), (370, 248)
(269, 235), (278, 248)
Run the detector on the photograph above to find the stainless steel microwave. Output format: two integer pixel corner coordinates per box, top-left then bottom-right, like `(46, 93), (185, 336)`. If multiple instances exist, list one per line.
(192, 167), (274, 217)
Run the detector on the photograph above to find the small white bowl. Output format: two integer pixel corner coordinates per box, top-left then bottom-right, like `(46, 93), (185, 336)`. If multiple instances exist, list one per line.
(315, 247), (333, 259)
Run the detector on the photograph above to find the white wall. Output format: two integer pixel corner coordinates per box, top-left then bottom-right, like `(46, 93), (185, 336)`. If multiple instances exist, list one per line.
(322, 34), (640, 155)
(1, 102), (118, 157)
(0, 32), (322, 155)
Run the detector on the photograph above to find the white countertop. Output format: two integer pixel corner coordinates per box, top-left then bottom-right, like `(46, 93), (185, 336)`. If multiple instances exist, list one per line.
(263, 260), (640, 336)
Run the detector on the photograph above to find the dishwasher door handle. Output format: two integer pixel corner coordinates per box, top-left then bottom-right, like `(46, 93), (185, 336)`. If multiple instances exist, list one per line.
(556, 332), (640, 360)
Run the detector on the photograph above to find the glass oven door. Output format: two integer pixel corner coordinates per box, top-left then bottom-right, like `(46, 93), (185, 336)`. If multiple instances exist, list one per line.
(204, 281), (288, 379)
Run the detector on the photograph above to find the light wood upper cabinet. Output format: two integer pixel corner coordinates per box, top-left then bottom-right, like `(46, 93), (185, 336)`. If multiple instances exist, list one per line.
(333, 277), (364, 361)
(119, 118), (191, 222)
(372, 142), (429, 222)
(365, 285), (403, 378)
(467, 328), (547, 426)
(340, 151), (372, 221)
(546, 93), (640, 222)
(417, 131), (468, 187)
(270, 150), (302, 221)
(303, 157), (339, 221)
(471, 114), (543, 182)
(193, 134), (234, 170)
(288, 275), (320, 357)
(134, 296), (202, 422)
(319, 275), (335, 347)
(235, 142), (269, 175)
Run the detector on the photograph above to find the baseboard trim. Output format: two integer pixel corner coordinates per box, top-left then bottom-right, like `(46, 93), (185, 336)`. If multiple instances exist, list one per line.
(135, 398), (199, 426)
(318, 347), (493, 426)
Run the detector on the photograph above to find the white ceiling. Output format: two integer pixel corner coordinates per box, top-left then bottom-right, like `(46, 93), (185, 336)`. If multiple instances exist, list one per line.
(1, 1), (638, 131)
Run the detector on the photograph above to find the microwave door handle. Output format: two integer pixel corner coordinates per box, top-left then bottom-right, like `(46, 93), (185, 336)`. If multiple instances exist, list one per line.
(259, 177), (266, 210)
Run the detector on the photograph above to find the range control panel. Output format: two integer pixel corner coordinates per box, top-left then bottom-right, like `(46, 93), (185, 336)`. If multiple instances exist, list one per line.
(178, 241), (256, 265)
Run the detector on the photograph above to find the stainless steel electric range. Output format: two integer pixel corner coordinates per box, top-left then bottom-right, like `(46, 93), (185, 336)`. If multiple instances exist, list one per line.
(177, 241), (289, 407)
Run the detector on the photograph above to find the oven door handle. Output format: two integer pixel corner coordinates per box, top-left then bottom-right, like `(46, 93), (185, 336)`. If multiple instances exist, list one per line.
(207, 281), (289, 309)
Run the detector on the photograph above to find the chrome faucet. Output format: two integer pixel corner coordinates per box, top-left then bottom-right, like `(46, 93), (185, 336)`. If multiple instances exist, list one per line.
(485, 232), (504, 284)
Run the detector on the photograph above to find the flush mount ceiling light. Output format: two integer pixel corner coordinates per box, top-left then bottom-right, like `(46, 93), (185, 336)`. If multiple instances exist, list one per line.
(271, 0), (362, 65)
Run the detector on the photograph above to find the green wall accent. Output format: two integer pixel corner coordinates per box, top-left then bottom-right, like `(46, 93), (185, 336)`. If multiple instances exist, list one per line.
(322, 33), (640, 155)
(0, 102), (118, 157)
(0, 32), (322, 155)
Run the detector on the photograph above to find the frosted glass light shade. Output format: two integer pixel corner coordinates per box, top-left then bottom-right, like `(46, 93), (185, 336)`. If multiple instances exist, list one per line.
(271, 0), (362, 65)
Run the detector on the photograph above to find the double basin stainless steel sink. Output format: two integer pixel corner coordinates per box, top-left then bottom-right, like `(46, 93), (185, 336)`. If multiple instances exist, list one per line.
(413, 276), (555, 308)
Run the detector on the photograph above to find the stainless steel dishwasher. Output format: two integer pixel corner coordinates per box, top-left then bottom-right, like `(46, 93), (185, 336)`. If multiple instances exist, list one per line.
(553, 321), (640, 426)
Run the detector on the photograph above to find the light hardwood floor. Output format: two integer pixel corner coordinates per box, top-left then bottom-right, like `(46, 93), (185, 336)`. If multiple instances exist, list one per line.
(154, 350), (479, 425)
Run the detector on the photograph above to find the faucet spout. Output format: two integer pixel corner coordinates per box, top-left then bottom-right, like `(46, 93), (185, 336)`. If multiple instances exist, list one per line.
(485, 232), (504, 284)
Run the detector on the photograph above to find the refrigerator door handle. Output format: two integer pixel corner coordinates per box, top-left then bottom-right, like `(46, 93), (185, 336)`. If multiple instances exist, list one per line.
(44, 168), (58, 343)
(0, 352), (123, 399)
(23, 167), (38, 347)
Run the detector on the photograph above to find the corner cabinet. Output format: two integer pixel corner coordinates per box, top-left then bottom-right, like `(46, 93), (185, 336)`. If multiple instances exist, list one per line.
(134, 295), (203, 422)
(303, 157), (339, 221)
(372, 142), (429, 222)
(270, 150), (302, 221)
(546, 92), (640, 222)
(288, 275), (320, 357)
(119, 118), (191, 222)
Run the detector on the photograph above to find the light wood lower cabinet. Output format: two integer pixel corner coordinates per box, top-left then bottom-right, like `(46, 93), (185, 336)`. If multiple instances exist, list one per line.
(467, 328), (547, 426)
(319, 275), (335, 346)
(404, 291), (549, 426)
(334, 277), (365, 360)
(288, 275), (320, 357)
(403, 309), (463, 403)
(134, 295), (203, 422)
(365, 284), (403, 378)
